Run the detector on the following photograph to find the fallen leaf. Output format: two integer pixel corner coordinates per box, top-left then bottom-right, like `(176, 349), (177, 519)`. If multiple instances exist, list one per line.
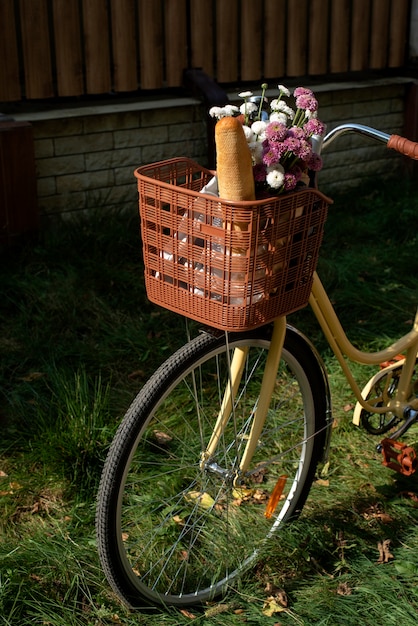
(152, 430), (173, 445)
(263, 597), (287, 617)
(204, 604), (229, 617)
(315, 478), (329, 487)
(400, 490), (418, 504)
(185, 491), (215, 510)
(128, 369), (145, 380)
(377, 539), (394, 563)
(180, 608), (196, 619)
(336, 582), (352, 595)
(19, 371), (45, 382)
(344, 403), (354, 412)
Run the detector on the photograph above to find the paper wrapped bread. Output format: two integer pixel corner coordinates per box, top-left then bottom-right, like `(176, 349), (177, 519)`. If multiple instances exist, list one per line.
(215, 116), (255, 202)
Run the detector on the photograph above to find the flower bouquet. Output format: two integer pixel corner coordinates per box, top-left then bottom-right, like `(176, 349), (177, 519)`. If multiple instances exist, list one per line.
(209, 84), (326, 196)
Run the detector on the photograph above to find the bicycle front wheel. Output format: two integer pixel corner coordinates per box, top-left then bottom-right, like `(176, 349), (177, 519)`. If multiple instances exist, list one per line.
(96, 324), (328, 608)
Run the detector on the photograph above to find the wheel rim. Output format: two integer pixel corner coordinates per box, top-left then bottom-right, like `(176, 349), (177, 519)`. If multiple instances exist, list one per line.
(112, 336), (318, 605)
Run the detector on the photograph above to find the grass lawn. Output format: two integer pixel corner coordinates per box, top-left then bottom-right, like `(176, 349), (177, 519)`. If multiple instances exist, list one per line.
(1, 176), (418, 625)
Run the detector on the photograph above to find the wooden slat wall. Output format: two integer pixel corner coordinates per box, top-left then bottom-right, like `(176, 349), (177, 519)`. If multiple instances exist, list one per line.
(52, 0), (84, 96)
(83, 0), (111, 94)
(110, 0), (138, 93)
(19, 0), (54, 99)
(264, 0), (286, 78)
(0, 0), (412, 103)
(0, 0), (21, 101)
(330, 0), (351, 73)
(164, 0), (188, 87)
(190, 0), (214, 78)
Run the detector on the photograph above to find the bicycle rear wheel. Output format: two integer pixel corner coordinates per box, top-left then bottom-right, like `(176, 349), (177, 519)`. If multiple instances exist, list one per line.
(96, 324), (328, 608)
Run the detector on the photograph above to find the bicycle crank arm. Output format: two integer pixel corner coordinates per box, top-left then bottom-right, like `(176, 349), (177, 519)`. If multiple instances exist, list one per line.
(389, 406), (418, 440)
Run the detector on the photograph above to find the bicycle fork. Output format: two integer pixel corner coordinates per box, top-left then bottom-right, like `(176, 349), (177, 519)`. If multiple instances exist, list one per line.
(200, 316), (287, 485)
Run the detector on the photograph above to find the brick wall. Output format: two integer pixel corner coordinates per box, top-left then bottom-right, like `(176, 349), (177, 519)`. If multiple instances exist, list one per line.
(313, 79), (409, 194)
(9, 77), (414, 221)
(30, 99), (207, 220)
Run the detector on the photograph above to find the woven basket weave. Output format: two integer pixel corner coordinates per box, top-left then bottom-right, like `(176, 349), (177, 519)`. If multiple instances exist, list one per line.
(135, 157), (331, 331)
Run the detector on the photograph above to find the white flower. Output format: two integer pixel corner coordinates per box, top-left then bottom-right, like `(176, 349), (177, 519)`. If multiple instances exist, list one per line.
(224, 104), (240, 116)
(239, 102), (257, 116)
(278, 84), (290, 97)
(304, 109), (318, 120)
(242, 125), (255, 142)
(251, 120), (267, 137)
(269, 112), (288, 125)
(238, 91), (253, 98)
(266, 165), (285, 189)
(248, 141), (264, 164)
(209, 106), (225, 119)
(270, 100), (295, 119)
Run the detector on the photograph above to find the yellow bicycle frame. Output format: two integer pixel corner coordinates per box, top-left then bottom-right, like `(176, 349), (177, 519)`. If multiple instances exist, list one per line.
(200, 271), (418, 478)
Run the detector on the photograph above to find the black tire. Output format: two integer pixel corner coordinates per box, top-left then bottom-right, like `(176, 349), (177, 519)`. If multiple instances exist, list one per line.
(96, 324), (328, 609)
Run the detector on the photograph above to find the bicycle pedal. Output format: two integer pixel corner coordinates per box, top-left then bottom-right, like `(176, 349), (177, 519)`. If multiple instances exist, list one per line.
(378, 438), (417, 476)
(379, 354), (404, 370)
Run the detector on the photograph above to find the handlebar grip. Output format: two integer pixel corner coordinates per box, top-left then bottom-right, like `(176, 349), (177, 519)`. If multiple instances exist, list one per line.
(387, 134), (418, 160)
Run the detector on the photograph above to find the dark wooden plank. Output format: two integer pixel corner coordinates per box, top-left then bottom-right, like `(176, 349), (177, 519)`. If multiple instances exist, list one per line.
(0, 122), (38, 243)
(388, 0), (409, 67)
(370, 0), (390, 68)
(0, 0), (21, 101)
(350, 0), (371, 71)
(240, 0), (262, 81)
(264, 0), (286, 79)
(287, 0), (308, 76)
(110, 0), (138, 92)
(164, 0), (188, 87)
(138, 0), (163, 89)
(19, 0), (54, 98)
(82, 0), (112, 94)
(309, 0), (329, 75)
(52, 0), (84, 97)
(190, 0), (214, 78)
(329, 0), (350, 73)
(216, 0), (239, 83)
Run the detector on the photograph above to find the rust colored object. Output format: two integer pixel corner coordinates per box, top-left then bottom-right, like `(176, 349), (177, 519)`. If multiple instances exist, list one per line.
(387, 134), (418, 160)
(265, 475), (287, 519)
(380, 438), (417, 476)
(379, 354), (404, 369)
(135, 158), (331, 332)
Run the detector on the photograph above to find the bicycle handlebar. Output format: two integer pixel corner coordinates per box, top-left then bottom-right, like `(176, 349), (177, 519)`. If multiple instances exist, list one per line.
(322, 123), (418, 160)
(387, 135), (418, 160)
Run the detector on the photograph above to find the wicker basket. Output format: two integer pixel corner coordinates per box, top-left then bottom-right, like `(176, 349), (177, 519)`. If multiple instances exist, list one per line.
(135, 157), (331, 332)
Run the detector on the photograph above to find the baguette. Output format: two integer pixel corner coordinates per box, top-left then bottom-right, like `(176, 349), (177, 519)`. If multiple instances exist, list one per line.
(215, 116), (255, 202)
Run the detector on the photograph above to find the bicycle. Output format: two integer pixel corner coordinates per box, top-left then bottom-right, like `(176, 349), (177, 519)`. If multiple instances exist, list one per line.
(95, 122), (418, 609)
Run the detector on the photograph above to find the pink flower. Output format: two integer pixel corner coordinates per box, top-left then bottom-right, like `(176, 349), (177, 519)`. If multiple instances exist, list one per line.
(287, 126), (305, 140)
(294, 139), (312, 161)
(283, 172), (298, 191)
(253, 163), (267, 182)
(295, 94), (318, 112)
(282, 137), (300, 153)
(307, 153), (323, 172)
(265, 121), (287, 142)
(304, 118), (325, 136)
(263, 146), (281, 167)
(294, 87), (314, 97)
